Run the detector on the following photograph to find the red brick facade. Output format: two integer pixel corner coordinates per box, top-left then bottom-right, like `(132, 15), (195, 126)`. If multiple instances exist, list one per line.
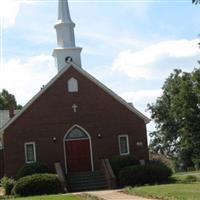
(2, 65), (149, 177)
(0, 150), (4, 178)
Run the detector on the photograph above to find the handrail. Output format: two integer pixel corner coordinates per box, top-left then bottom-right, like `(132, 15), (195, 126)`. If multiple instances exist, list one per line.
(104, 159), (115, 179)
(54, 162), (68, 192)
(100, 158), (116, 189)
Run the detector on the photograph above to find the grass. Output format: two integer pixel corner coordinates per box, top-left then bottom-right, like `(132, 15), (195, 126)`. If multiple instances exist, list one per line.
(170, 170), (200, 184)
(0, 193), (104, 200)
(174, 170), (200, 176)
(126, 183), (200, 200)
(172, 175), (200, 183)
(0, 194), (83, 200)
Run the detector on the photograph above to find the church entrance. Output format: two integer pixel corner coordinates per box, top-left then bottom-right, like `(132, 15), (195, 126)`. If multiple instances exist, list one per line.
(64, 126), (93, 173)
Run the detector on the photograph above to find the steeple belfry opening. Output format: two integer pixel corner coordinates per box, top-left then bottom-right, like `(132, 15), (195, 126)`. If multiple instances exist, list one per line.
(53, 0), (82, 72)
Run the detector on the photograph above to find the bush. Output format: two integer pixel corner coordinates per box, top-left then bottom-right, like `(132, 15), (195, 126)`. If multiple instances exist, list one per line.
(193, 159), (200, 170)
(176, 175), (198, 183)
(0, 177), (16, 195)
(16, 162), (52, 179)
(184, 175), (197, 183)
(13, 173), (62, 196)
(187, 167), (195, 172)
(149, 153), (174, 171)
(119, 162), (172, 186)
(148, 160), (173, 172)
(109, 155), (139, 176)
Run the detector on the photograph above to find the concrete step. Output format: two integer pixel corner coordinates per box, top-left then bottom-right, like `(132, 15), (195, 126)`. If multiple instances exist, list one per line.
(68, 174), (106, 182)
(70, 185), (107, 192)
(69, 178), (107, 184)
(70, 180), (107, 187)
(67, 170), (108, 192)
(69, 171), (102, 178)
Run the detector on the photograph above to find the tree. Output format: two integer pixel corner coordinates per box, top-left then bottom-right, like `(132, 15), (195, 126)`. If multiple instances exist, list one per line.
(192, 0), (200, 49)
(0, 89), (22, 110)
(148, 69), (200, 168)
(192, 0), (200, 4)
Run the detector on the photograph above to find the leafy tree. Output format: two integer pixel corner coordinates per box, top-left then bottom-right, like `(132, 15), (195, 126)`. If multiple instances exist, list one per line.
(148, 69), (200, 168)
(192, 0), (200, 49)
(0, 89), (22, 110)
(192, 0), (200, 4)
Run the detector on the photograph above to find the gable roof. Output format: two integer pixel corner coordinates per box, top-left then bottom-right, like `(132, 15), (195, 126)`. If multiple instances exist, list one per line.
(0, 110), (20, 129)
(0, 63), (150, 134)
(0, 111), (10, 129)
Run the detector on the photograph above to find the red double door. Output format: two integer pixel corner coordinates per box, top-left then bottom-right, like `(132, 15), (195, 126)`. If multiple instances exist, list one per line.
(65, 139), (92, 173)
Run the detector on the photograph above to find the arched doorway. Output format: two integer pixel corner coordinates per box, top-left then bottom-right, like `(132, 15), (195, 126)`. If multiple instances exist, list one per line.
(64, 125), (93, 173)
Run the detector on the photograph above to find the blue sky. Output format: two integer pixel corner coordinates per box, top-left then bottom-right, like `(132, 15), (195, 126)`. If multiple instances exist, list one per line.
(0, 0), (200, 137)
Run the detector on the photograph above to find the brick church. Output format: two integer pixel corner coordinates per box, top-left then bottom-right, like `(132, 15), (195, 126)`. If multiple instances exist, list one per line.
(0, 0), (149, 189)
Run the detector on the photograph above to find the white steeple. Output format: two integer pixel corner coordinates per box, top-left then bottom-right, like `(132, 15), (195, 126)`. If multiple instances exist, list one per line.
(53, 0), (82, 71)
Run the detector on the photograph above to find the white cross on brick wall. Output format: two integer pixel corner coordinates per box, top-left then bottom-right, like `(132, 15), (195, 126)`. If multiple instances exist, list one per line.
(72, 104), (78, 112)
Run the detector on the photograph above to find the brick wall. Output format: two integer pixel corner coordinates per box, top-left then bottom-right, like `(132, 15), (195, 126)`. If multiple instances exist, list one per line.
(3, 66), (149, 177)
(0, 149), (4, 178)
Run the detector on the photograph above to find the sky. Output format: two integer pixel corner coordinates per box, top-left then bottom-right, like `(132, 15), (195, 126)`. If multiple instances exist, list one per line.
(0, 0), (200, 138)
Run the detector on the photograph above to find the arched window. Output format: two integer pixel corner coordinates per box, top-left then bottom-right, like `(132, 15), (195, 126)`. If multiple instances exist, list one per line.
(67, 77), (78, 93)
(65, 127), (88, 140)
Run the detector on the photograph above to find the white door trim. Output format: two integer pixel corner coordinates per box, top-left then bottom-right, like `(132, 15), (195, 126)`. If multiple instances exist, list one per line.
(63, 124), (94, 174)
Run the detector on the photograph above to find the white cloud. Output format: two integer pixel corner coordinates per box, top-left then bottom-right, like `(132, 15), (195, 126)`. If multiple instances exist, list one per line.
(122, 89), (162, 110)
(122, 89), (162, 134)
(123, 89), (162, 104)
(80, 32), (146, 50)
(112, 39), (200, 79)
(0, 0), (35, 28)
(0, 54), (56, 105)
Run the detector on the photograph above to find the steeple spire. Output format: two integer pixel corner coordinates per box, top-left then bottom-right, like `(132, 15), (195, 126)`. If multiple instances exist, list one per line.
(53, 0), (82, 71)
(58, 0), (73, 23)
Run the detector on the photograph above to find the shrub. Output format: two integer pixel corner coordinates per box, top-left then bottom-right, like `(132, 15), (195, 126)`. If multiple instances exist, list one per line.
(109, 155), (139, 176)
(16, 162), (52, 179)
(193, 159), (200, 170)
(148, 160), (173, 173)
(176, 175), (198, 183)
(187, 167), (195, 172)
(119, 162), (172, 186)
(0, 177), (16, 195)
(13, 173), (62, 196)
(149, 153), (174, 171)
(184, 175), (197, 183)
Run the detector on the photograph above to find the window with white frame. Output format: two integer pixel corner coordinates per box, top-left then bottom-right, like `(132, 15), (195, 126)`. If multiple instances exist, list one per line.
(25, 142), (36, 163)
(68, 77), (78, 93)
(118, 135), (130, 155)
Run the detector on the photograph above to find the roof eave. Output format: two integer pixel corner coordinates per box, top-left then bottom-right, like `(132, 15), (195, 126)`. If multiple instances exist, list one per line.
(0, 63), (73, 134)
(1, 62), (150, 133)
(71, 63), (151, 124)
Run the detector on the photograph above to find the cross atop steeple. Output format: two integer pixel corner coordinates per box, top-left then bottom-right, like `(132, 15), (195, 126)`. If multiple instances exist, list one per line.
(53, 0), (82, 71)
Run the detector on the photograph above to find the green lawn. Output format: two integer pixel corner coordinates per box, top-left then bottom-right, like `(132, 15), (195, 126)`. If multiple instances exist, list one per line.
(0, 194), (82, 200)
(126, 183), (200, 200)
(174, 170), (200, 176)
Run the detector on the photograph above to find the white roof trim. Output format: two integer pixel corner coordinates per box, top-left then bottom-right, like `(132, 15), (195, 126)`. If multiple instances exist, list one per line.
(0, 63), (150, 135)
(73, 63), (150, 123)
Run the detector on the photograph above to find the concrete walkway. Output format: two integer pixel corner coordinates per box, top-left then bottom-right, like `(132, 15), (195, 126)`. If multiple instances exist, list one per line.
(85, 189), (155, 200)
(0, 187), (4, 196)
